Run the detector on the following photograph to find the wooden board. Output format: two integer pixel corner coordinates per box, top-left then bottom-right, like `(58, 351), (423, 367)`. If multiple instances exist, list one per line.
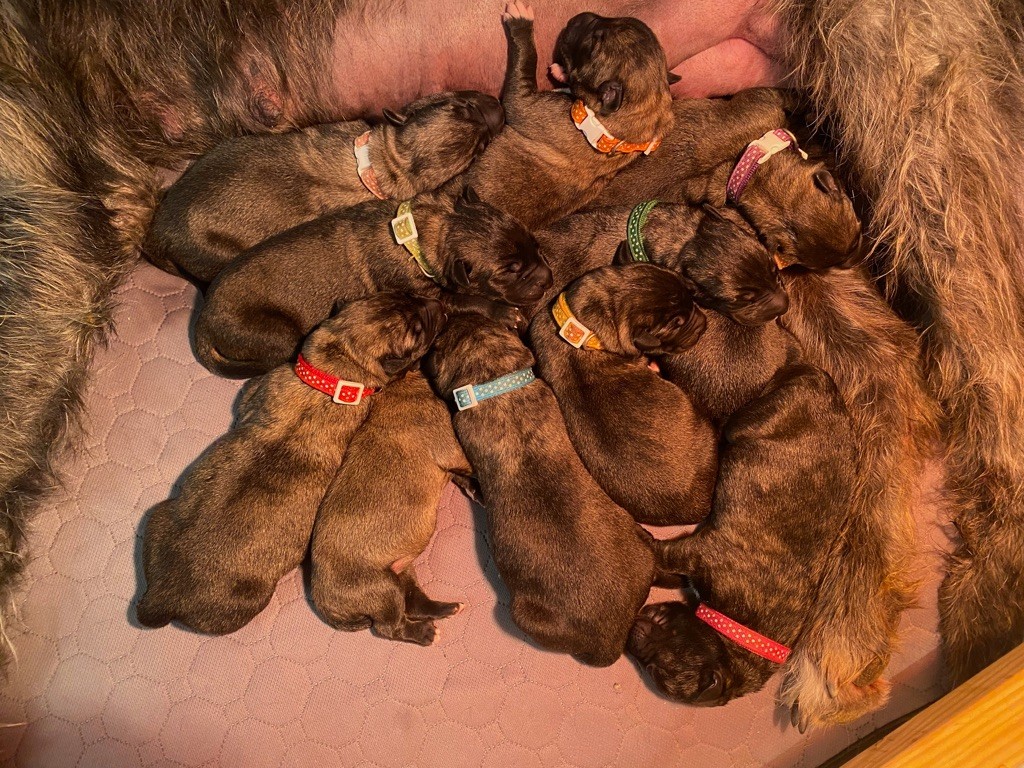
(845, 643), (1024, 767)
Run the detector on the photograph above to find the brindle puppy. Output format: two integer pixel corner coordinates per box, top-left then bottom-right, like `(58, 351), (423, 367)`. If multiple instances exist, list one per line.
(310, 371), (470, 645)
(459, 3), (676, 228)
(427, 309), (655, 666)
(529, 264), (713, 525)
(136, 292), (444, 635)
(144, 91), (505, 284)
(592, 88), (863, 270)
(627, 363), (856, 707)
(195, 185), (551, 378)
(532, 202), (787, 324)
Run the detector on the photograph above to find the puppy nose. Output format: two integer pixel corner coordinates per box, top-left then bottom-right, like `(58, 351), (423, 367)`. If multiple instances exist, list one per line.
(529, 261), (554, 291)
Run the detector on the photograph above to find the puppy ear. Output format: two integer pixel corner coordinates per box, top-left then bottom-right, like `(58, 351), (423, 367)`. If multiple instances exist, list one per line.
(382, 108), (408, 126)
(462, 185), (481, 204)
(451, 259), (473, 289)
(667, 71), (682, 86)
(813, 168), (840, 195)
(633, 331), (663, 352)
(598, 80), (623, 113)
(380, 356), (413, 378)
(701, 203), (725, 221)
(613, 239), (633, 265)
(329, 298), (346, 317)
(695, 670), (726, 704)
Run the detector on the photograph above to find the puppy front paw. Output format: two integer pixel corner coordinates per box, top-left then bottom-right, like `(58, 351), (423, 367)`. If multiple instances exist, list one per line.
(502, 1), (534, 26)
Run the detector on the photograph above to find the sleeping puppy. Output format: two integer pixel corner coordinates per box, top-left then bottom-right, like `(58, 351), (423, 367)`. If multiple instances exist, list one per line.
(532, 201), (787, 325)
(144, 91), (505, 283)
(459, 3), (675, 228)
(529, 264), (714, 525)
(310, 370), (470, 645)
(591, 88), (863, 270)
(195, 185), (551, 378)
(136, 292), (445, 635)
(627, 363), (856, 707)
(427, 308), (655, 666)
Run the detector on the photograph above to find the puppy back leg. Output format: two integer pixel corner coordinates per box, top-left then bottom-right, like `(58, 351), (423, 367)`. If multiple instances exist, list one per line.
(400, 570), (463, 621)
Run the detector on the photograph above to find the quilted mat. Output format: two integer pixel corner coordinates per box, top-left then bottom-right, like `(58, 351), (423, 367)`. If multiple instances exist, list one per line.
(0, 263), (949, 767)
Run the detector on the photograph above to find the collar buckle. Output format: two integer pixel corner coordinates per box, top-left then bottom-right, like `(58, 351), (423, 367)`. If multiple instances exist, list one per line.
(453, 384), (478, 411)
(332, 380), (366, 405)
(391, 211), (419, 245)
(558, 316), (594, 349)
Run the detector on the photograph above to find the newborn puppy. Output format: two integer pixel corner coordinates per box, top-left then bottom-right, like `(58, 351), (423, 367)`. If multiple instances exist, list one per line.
(592, 88), (863, 270)
(530, 264), (714, 525)
(144, 91), (505, 283)
(136, 292), (445, 635)
(310, 370), (470, 645)
(195, 185), (551, 378)
(532, 201), (787, 326)
(427, 309), (655, 666)
(460, 3), (675, 228)
(628, 363), (856, 707)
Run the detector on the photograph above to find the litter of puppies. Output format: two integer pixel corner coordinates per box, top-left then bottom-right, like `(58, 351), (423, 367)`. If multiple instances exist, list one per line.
(137, 3), (926, 729)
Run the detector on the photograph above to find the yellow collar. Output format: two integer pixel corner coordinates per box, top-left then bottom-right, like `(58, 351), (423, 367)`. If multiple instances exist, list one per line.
(552, 293), (603, 349)
(390, 201), (443, 285)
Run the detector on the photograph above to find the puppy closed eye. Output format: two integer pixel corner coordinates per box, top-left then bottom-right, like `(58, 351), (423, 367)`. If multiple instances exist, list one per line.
(506, 261), (522, 274)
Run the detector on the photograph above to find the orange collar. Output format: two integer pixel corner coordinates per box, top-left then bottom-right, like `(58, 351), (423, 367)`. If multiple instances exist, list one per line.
(570, 100), (661, 156)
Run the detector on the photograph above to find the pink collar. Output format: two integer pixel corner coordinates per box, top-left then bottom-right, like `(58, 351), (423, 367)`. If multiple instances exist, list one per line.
(294, 354), (379, 405)
(726, 128), (808, 203)
(354, 132), (387, 200)
(696, 603), (791, 664)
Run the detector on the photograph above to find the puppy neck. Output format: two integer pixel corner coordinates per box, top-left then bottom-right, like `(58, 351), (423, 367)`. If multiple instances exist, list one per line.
(366, 124), (416, 200)
(299, 332), (390, 390)
(632, 204), (703, 273)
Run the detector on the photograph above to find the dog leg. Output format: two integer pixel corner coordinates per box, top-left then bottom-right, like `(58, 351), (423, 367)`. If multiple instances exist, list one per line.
(401, 572), (463, 621)
(500, 2), (539, 120)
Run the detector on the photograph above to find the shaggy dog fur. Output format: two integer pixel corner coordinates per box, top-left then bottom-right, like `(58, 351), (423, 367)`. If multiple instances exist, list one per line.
(0, 0), (1021, 713)
(770, 0), (1024, 690)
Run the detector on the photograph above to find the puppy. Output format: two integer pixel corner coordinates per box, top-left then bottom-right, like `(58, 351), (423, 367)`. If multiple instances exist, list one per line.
(427, 309), (655, 666)
(136, 292), (445, 635)
(310, 371), (470, 645)
(195, 185), (552, 378)
(530, 264), (714, 525)
(591, 89), (863, 270)
(460, 3), (676, 228)
(532, 201), (787, 325)
(628, 363), (856, 707)
(144, 91), (505, 283)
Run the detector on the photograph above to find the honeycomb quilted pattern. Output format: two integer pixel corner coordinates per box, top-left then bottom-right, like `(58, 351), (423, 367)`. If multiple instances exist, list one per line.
(0, 264), (949, 767)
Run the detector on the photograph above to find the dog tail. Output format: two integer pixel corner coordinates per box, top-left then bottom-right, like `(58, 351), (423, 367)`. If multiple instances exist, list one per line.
(775, 267), (937, 728)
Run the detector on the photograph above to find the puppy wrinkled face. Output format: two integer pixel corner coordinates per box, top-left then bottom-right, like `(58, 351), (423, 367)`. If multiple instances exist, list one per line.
(683, 209), (789, 326)
(322, 293), (447, 379)
(765, 158), (864, 271)
(621, 266), (706, 354)
(553, 13), (672, 116)
(627, 602), (738, 706)
(386, 91), (506, 188)
(446, 195), (553, 308)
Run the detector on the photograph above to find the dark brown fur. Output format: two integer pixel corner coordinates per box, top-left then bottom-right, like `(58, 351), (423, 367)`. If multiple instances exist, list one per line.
(195, 186), (551, 378)
(144, 91), (505, 284)
(136, 292), (444, 634)
(629, 363), (857, 709)
(533, 203), (785, 324)
(310, 371), (469, 645)
(427, 310), (655, 666)
(593, 88), (863, 270)
(461, 6), (675, 228)
(529, 264), (713, 525)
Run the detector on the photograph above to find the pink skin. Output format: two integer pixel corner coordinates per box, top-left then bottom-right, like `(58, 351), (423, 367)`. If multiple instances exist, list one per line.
(329, 0), (784, 115)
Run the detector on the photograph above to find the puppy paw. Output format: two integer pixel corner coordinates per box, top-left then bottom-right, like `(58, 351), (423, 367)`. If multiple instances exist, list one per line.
(502, 1), (534, 24)
(393, 618), (438, 646)
(548, 63), (568, 84)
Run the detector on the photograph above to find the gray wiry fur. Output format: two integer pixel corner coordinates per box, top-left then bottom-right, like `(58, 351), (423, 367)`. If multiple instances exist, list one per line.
(772, 0), (1024, 687)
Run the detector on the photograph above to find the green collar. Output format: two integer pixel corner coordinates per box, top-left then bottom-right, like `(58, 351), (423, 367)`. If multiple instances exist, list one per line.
(626, 200), (659, 263)
(391, 200), (444, 285)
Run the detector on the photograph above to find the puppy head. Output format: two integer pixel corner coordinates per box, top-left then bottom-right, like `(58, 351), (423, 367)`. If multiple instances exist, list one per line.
(564, 264), (705, 356)
(553, 13), (675, 133)
(304, 292), (447, 384)
(381, 91), (505, 190)
(752, 153), (864, 271)
(628, 602), (762, 706)
(440, 187), (553, 309)
(669, 205), (789, 325)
